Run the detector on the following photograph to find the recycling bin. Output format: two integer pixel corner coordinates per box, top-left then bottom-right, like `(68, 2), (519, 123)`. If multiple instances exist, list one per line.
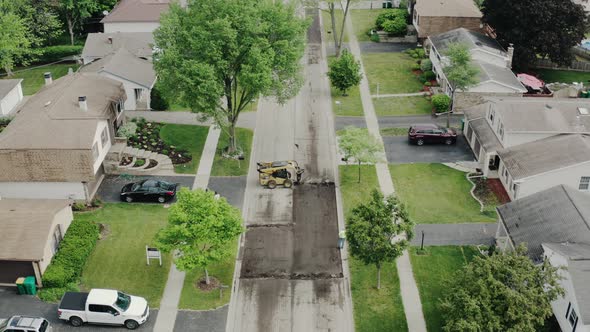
(23, 276), (37, 295)
(15, 277), (25, 295)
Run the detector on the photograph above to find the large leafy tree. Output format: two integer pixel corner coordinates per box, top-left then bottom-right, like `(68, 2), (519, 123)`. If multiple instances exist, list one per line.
(154, 0), (307, 153)
(11, 0), (61, 47)
(55, 0), (98, 45)
(156, 188), (244, 285)
(0, 1), (35, 76)
(347, 189), (414, 289)
(338, 126), (381, 183)
(321, 0), (355, 56)
(482, 0), (587, 70)
(328, 49), (362, 96)
(440, 245), (564, 332)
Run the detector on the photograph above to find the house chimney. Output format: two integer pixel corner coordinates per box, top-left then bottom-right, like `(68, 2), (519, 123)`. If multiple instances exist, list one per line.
(506, 43), (514, 69)
(79, 96), (88, 111)
(107, 36), (113, 44)
(44, 72), (52, 85)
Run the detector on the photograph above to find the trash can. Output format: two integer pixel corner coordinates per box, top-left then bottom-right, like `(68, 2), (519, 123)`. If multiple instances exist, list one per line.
(23, 276), (36, 295)
(581, 91), (588, 98)
(15, 277), (25, 295)
(461, 118), (465, 131)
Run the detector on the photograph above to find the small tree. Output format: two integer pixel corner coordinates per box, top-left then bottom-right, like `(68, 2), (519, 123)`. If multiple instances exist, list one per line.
(338, 126), (381, 183)
(443, 43), (479, 126)
(347, 189), (414, 289)
(431, 94), (451, 113)
(155, 188), (244, 285)
(328, 50), (362, 96)
(440, 245), (564, 332)
(150, 85), (169, 111)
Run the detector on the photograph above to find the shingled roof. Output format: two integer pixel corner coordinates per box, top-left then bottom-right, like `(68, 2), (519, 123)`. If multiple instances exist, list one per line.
(101, 0), (170, 23)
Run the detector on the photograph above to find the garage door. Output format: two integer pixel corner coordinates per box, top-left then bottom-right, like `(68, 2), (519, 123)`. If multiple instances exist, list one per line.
(0, 261), (34, 284)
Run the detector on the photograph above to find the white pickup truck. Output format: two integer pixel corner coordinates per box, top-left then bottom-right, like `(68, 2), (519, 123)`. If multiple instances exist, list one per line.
(57, 289), (149, 330)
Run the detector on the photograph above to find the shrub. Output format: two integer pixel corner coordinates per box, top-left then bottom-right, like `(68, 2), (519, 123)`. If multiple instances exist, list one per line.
(432, 94), (452, 113)
(71, 202), (86, 211)
(375, 9), (407, 30)
(116, 122), (138, 138)
(134, 159), (146, 167)
(34, 45), (83, 64)
(162, 149), (169, 155)
(91, 198), (102, 208)
(38, 283), (79, 303)
(411, 63), (420, 71)
(424, 81), (432, 87)
(419, 76), (427, 83)
(382, 17), (407, 36)
(420, 59), (432, 71)
(422, 70), (436, 81)
(150, 86), (169, 111)
(370, 33), (380, 43)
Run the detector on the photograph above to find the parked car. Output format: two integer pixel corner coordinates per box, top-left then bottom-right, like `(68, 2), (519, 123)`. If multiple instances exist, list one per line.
(120, 179), (178, 203)
(408, 124), (457, 146)
(0, 316), (51, 332)
(58, 289), (149, 330)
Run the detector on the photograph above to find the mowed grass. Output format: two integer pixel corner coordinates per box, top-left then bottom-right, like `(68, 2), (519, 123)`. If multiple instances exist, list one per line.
(3, 63), (80, 95)
(339, 165), (379, 216)
(389, 164), (496, 223)
(211, 127), (254, 176)
(159, 124), (210, 174)
(535, 69), (590, 84)
(179, 239), (238, 310)
(350, 9), (389, 42)
(410, 246), (480, 332)
(79, 204), (171, 308)
(362, 53), (423, 94)
(329, 56), (363, 116)
(373, 96), (432, 116)
(321, 9), (348, 43)
(350, 258), (408, 332)
(380, 127), (408, 136)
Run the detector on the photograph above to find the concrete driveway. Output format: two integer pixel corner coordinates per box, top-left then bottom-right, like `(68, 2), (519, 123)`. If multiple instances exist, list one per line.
(384, 135), (475, 164)
(96, 174), (195, 203)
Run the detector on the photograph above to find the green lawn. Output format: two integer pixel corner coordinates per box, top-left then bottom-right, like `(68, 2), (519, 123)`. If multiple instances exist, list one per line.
(362, 53), (423, 94)
(3, 63), (80, 95)
(211, 127), (254, 176)
(389, 164), (495, 223)
(374, 96), (432, 116)
(159, 124), (210, 174)
(535, 69), (590, 84)
(350, 9), (388, 42)
(329, 56), (364, 116)
(79, 204), (171, 308)
(339, 164), (379, 216)
(350, 258), (408, 332)
(321, 9), (348, 43)
(410, 246), (480, 332)
(380, 127), (408, 136)
(179, 239), (237, 310)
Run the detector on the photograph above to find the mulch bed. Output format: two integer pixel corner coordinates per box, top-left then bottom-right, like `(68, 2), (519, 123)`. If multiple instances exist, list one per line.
(127, 119), (192, 165)
(145, 159), (158, 169)
(120, 156), (133, 166)
(486, 178), (511, 204)
(197, 276), (220, 292)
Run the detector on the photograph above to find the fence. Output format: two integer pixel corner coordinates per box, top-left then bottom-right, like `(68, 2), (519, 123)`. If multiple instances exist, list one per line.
(534, 57), (590, 72)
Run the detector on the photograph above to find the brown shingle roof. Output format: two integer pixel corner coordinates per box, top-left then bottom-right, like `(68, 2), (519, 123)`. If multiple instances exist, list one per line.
(100, 0), (170, 23)
(82, 32), (154, 60)
(0, 199), (71, 261)
(415, 0), (482, 17)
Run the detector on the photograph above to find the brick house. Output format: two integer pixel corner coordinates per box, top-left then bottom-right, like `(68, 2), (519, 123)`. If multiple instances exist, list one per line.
(0, 72), (127, 201)
(409, 0), (482, 39)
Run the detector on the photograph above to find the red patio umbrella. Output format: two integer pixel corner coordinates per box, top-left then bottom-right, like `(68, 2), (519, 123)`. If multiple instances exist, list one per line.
(517, 73), (545, 90)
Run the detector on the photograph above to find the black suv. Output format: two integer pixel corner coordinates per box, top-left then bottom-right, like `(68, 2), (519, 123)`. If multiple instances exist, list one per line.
(408, 124), (457, 146)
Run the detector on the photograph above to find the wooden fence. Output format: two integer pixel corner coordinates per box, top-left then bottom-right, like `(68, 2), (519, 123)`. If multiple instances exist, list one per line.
(534, 57), (590, 72)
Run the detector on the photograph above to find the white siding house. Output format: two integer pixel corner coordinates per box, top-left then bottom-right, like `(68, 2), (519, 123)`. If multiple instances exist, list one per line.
(0, 79), (23, 116)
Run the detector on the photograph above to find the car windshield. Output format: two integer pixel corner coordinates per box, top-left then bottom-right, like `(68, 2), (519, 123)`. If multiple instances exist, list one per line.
(131, 183), (141, 191)
(114, 292), (131, 311)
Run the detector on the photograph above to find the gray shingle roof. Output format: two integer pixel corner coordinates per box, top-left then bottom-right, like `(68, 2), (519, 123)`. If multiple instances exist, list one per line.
(81, 48), (156, 88)
(498, 134), (590, 180)
(469, 118), (502, 152)
(415, 0), (481, 17)
(101, 0), (170, 23)
(477, 62), (527, 92)
(497, 185), (590, 261)
(430, 28), (504, 56)
(0, 79), (22, 99)
(82, 32), (154, 60)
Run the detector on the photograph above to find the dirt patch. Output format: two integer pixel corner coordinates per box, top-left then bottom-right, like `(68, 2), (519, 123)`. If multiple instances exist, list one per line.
(197, 276), (220, 292)
(98, 223), (110, 240)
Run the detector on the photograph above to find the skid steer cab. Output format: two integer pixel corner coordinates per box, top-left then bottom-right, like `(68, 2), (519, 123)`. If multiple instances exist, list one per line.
(257, 161), (304, 189)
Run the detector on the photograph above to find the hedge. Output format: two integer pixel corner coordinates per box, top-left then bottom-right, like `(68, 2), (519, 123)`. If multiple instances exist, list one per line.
(34, 45), (83, 65)
(150, 85), (169, 111)
(42, 219), (99, 289)
(432, 94), (452, 113)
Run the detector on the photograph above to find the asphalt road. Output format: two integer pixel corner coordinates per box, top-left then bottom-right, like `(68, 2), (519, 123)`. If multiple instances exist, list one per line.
(384, 135), (475, 164)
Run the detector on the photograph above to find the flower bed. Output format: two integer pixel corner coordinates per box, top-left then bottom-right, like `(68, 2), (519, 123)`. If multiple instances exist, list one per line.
(128, 118), (192, 165)
(0, 117), (11, 133)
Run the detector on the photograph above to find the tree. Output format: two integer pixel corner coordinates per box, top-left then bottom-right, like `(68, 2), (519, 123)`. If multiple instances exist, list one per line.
(347, 189), (414, 289)
(154, 0), (307, 153)
(338, 126), (381, 183)
(155, 188), (244, 285)
(318, 0), (355, 57)
(440, 245), (564, 332)
(55, 0), (98, 45)
(0, 1), (34, 76)
(482, 0), (587, 70)
(11, 0), (61, 47)
(328, 50), (362, 96)
(443, 42), (479, 126)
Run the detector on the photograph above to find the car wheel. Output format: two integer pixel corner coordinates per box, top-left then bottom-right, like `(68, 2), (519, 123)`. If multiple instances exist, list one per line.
(157, 196), (166, 203)
(417, 139), (424, 146)
(284, 179), (293, 188)
(124, 320), (139, 330)
(445, 138), (453, 145)
(268, 180), (277, 189)
(70, 316), (83, 327)
(125, 196), (133, 203)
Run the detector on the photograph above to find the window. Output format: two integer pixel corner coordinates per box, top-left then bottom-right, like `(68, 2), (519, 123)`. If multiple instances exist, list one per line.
(498, 123), (504, 140)
(489, 109), (495, 123)
(89, 304), (109, 312)
(52, 225), (63, 254)
(568, 307), (578, 326)
(115, 291), (131, 311)
(579, 177), (590, 190)
(100, 127), (109, 148)
(92, 143), (99, 161)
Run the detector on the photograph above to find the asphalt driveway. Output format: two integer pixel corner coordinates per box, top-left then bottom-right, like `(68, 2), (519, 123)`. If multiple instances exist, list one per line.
(96, 175), (195, 203)
(384, 135), (475, 164)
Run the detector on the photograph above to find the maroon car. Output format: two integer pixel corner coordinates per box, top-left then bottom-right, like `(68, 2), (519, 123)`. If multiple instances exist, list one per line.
(408, 124), (457, 146)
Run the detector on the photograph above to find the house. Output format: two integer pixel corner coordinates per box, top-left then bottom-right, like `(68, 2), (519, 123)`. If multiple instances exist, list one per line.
(463, 97), (590, 178)
(0, 199), (73, 287)
(410, 0), (482, 39)
(428, 28), (527, 111)
(101, 0), (171, 33)
(0, 72), (127, 201)
(495, 185), (590, 332)
(81, 47), (156, 110)
(81, 32), (154, 65)
(0, 79), (23, 116)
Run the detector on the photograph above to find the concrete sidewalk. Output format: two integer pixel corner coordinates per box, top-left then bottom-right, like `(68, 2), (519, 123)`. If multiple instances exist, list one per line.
(153, 126), (222, 332)
(344, 10), (428, 332)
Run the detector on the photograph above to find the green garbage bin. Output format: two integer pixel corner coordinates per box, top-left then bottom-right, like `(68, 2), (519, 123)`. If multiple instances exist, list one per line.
(23, 276), (36, 295)
(15, 277), (25, 295)
(581, 91), (588, 98)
